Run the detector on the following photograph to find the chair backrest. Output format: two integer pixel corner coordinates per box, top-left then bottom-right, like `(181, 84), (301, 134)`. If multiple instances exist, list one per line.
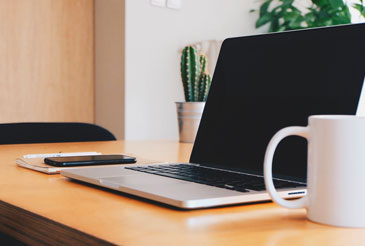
(0, 122), (116, 144)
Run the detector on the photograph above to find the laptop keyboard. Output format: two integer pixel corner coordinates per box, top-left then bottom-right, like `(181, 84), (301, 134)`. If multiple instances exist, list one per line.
(125, 164), (305, 193)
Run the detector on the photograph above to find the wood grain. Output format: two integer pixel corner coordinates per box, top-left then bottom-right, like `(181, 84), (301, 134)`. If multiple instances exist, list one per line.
(1, 141), (365, 245)
(0, 0), (94, 123)
(0, 200), (115, 246)
(94, 0), (125, 139)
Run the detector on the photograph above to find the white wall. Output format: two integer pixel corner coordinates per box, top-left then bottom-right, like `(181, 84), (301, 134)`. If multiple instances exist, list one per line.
(125, 0), (260, 140)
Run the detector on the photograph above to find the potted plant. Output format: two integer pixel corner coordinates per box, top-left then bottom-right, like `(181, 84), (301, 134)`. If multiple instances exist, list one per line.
(176, 46), (211, 143)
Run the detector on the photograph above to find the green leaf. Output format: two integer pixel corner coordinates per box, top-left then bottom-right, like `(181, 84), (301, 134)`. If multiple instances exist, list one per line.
(269, 19), (280, 32)
(288, 16), (305, 29)
(312, 0), (327, 8)
(256, 14), (272, 28)
(353, 3), (365, 17)
(304, 12), (316, 23)
(353, 3), (363, 11)
(328, 0), (344, 9)
(276, 25), (288, 32)
(283, 10), (301, 22)
(259, 0), (272, 17)
(271, 5), (283, 15)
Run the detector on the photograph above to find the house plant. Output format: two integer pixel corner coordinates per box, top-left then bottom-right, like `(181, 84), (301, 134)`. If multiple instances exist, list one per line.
(253, 0), (365, 32)
(176, 45), (212, 143)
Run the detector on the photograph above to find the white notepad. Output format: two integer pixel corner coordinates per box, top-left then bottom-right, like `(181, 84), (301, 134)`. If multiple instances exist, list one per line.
(16, 152), (102, 174)
(16, 152), (158, 174)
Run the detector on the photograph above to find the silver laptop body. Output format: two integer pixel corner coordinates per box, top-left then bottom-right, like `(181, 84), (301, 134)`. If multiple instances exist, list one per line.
(61, 164), (306, 208)
(61, 23), (365, 209)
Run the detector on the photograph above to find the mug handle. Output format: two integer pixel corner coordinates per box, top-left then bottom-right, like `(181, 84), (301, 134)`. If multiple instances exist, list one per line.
(264, 126), (309, 209)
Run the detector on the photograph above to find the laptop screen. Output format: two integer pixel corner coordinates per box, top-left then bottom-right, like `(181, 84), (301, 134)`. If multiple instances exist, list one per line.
(190, 24), (365, 182)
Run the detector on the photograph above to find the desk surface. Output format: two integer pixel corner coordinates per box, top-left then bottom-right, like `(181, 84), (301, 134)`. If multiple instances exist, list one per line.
(1, 140), (365, 245)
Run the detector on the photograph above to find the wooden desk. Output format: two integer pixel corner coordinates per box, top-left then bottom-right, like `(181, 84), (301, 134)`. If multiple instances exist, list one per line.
(1, 141), (365, 245)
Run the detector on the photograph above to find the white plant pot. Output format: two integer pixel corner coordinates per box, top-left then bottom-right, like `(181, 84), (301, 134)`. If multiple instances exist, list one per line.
(176, 102), (205, 143)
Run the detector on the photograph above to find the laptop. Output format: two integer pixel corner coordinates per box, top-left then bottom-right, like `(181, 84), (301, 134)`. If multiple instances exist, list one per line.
(61, 23), (365, 209)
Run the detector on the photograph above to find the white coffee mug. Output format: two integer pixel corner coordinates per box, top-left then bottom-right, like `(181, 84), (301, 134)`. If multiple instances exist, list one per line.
(264, 115), (365, 227)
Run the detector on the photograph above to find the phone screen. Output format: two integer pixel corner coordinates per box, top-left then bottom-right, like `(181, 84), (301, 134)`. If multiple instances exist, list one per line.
(44, 155), (136, 167)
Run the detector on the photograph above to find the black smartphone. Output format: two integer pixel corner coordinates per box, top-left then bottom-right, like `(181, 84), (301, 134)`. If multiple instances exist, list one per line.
(44, 154), (136, 167)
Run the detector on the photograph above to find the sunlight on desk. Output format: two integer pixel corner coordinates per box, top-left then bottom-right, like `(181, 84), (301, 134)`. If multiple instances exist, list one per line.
(1, 141), (365, 245)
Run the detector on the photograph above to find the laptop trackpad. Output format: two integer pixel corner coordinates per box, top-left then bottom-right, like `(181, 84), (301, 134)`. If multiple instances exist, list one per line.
(100, 173), (178, 187)
(99, 173), (240, 201)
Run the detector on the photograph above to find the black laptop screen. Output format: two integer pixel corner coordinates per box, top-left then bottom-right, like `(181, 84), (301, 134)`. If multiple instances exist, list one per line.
(190, 24), (365, 182)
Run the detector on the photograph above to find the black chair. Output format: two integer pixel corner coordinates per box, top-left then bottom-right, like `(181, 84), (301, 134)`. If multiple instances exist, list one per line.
(0, 122), (116, 144)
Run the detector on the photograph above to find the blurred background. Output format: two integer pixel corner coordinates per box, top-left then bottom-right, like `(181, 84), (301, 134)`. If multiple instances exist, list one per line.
(1, 0), (363, 141)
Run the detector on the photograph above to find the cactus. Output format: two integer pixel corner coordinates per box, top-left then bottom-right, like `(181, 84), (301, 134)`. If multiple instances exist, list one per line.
(199, 72), (211, 101)
(180, 46), (201, 102)
(180, 46), (211, 102)
(199, 54), (207, 74)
